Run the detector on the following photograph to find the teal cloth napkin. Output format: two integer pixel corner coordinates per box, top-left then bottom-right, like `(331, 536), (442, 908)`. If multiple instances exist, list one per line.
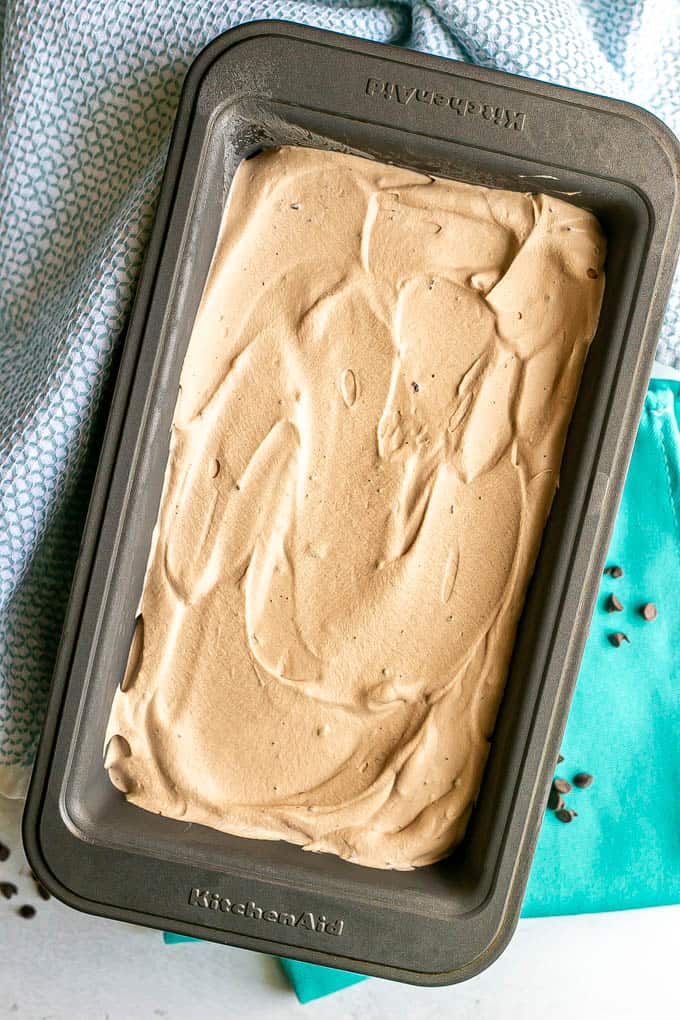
(523, 379), (680, 916)
(276, 959), (365, 1002)
(165, 378), (680, 1000)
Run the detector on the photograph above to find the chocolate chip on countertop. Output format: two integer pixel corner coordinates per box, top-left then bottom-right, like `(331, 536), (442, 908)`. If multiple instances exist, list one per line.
(640, 602), (657, 621)
(556, 808), (578, 823)
(0, 881), (18, 900)
(608, 632), (630, 647)
(604, 565), (624, 578)
(557, 754), (565, 764)
(18, 905), (36, 919)
(573, 772), (594, 789)
(606, 594), (624, 613)
(548, 788), (565, 811)
(0, 842), (9, 862)
(36, 883), (51, 901)
(553, 778), (572, 795)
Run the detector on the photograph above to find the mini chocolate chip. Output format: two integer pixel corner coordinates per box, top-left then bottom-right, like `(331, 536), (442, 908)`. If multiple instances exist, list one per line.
(573, 772), (594, 789)
(556, 808), (578, 823)
(553, 778), (572, 795)
(36, 883), (51, 901)
(640, 602), (657, 621)
(606, 594), (624, 613)
(411, 381), (420, 393)
(18, 905), (36, 919)
(0, 842), (9, 862)
(608, 631), (630, 647)
(557, 754), (565, 764)
(604, 565), (624, 578)
(0, 881), (18, 900)
(587, 268), (599, 279)
(548, 788), (565, 811)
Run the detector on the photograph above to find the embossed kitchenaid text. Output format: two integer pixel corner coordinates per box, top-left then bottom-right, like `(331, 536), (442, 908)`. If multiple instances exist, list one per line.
(365, 77), (526, 130)
(188, 888), (345, 936)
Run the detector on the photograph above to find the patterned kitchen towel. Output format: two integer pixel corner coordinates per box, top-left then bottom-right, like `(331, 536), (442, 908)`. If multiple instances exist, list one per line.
(163, 378), (680, 1000)
(1, 1), (680, 796)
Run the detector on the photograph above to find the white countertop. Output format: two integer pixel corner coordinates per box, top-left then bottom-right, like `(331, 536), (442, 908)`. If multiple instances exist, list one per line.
(0, 795), (676, 1019)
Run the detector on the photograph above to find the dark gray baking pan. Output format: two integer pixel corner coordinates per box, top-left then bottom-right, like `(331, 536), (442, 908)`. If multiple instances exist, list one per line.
(23, 20), (680, 986)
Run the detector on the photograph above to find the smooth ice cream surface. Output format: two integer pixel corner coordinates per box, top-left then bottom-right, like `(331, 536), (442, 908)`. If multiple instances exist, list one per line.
(105, 146), (605, 870)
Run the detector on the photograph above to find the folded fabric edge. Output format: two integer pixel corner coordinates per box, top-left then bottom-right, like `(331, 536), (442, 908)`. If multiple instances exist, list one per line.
(0, 765), (31, 799)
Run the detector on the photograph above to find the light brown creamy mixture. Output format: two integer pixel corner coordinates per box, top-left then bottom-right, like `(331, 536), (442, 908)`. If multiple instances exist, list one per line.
(105, 146), (605, 870)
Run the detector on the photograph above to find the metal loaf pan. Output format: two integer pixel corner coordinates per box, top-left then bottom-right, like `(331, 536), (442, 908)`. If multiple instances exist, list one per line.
(23, 20), (680, 986)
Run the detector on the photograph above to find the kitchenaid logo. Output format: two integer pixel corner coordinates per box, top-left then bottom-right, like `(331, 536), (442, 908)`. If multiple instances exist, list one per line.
(188, 888), (345, 936)
(365, 77), (526, 131)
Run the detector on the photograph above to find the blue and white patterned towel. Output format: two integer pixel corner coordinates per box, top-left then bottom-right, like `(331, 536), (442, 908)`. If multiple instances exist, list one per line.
(1, 0), (679, 796)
